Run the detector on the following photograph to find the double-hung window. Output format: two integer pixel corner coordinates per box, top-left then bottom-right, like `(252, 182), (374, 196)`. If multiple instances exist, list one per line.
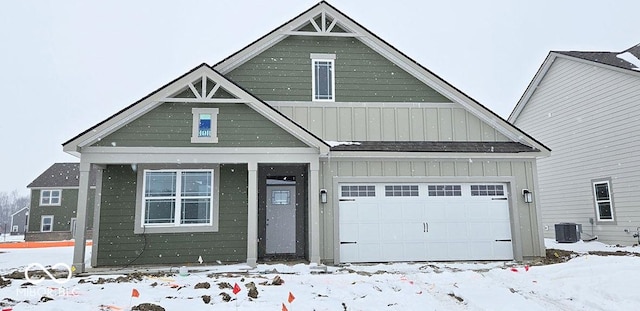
(592, 179), (614, 222)
(41, 215), (53, 232)
(40, 189), (61, 206)
(311, 53), (336, 101)
(143, 169), (214, 227)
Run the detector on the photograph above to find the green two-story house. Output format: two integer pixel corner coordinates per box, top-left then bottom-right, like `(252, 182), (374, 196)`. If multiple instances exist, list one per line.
(26, 163), (95, 241)
(64, 2), (549, 273)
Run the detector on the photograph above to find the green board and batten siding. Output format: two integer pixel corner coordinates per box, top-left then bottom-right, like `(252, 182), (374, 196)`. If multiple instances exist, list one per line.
(93, 103), (307, 148)
(226, 36), (452, 103)
(276, 106), (510, 142)
(96, 164), (248, 266)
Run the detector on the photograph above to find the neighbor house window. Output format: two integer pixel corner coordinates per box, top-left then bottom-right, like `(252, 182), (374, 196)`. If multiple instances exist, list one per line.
(142, 169), (214, 226)
(311, 53), (336, 101)
(593, 179), (614, 222)
(40, 190), (61, 206)
(41, 215), (53, 232)
(191, 108), (219, 143)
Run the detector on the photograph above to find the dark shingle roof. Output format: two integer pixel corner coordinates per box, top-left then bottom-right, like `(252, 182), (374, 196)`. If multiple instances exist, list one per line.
(27, 163), (97, 188)
(555, 43), (640, 72)
(329, 141), (539, 153)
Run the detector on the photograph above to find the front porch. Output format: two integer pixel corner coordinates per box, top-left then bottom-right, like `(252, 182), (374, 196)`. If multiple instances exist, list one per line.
(71, 149), (321, 274)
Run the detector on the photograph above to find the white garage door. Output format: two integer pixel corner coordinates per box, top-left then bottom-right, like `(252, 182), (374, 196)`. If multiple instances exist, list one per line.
(339, 183), (513, 263)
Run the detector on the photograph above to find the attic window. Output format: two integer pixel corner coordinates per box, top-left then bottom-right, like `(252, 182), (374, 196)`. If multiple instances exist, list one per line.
(191, 108), (219, 143)
(311, 53), (336, 101)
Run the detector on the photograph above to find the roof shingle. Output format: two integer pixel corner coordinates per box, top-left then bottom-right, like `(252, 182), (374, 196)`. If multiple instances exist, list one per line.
(329, 141), (539, 153)
(27, 163), (97, 188)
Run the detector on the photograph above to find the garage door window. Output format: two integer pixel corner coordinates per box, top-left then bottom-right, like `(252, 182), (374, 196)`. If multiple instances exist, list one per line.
(428, 185), (462, 196)
(385, 185), (418, 197)
(471, 185), (505, 196)
(341, 185), (375, 197)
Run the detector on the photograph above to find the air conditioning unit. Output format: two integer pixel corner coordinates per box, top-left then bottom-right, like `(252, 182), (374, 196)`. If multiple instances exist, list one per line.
(555, 223), (581, 243)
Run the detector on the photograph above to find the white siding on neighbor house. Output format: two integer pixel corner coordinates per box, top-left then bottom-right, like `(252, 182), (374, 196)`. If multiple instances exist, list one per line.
(513, 57), (640, 245)
(272, 104), (510, 142)
(318, 158), (544, 262)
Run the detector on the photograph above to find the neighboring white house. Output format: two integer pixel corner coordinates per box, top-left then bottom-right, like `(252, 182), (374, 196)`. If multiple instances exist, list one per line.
(509, 44), (640, 245)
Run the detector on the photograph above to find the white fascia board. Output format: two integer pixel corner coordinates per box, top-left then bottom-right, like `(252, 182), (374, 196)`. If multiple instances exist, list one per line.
(83, 146), (319, 154)
(210, 74), (330, 153)
(10, 206), (29, 217)
(510, 52), (640, 123)
(266, 101), (456, 108)
(28, 186), (80, 190)
(65, 65), (328, 155)
(65, 65), (214, 154)
(508, 53), (558, 123)
(213, 1), (546, 154)
(81, 148), (320, 167)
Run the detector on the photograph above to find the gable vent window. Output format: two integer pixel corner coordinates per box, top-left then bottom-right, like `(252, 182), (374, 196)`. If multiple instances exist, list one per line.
(311, 53), (336, 101)
(191, 108), (219, 143)
(593, 179), (614, 222)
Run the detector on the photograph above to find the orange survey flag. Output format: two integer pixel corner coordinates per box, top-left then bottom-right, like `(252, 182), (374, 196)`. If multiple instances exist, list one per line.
(131, 288), (140, 298)
(282, 303), (289, 311)
(288, 292), (295, 303)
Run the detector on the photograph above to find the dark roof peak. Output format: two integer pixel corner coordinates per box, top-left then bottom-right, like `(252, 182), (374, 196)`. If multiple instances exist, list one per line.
(27, 162), (97, 188)
(554, 43), (640, 72)
(622, 43), (640, 57)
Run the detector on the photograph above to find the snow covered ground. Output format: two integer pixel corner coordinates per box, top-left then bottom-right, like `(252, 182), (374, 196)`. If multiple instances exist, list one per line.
(1, 239), (639, 310)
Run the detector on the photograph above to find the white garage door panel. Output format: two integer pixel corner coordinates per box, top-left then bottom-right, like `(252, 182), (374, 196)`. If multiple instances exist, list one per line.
(339, 183), (514, 263)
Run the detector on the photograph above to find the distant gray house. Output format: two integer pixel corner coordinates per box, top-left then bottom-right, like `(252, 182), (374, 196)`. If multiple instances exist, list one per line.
(63, 1), (549, 273)
(26, 163), (96, 241)
(509, 44), (640, 245)
(10, 206), (29, 235)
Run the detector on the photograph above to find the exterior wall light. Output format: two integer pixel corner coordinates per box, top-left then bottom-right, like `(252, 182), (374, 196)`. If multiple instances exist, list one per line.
(320, 189), (328, 204)
(522, 189), (533, 203)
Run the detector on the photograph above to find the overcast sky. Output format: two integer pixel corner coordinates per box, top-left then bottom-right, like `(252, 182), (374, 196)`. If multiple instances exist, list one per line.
(1, 0), (638, 195)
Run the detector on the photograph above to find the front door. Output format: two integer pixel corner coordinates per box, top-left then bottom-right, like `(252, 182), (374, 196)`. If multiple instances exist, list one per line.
(266, 183), (297, 254)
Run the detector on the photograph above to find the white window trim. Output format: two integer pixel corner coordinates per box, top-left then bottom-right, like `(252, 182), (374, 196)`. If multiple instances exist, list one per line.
(134, 165), (220, 234)
(592, 179), (615, 223)
(41, 215), (53, 232)
(311, 53), (336, 102)
(40, 189), (61, 206)
(191, 108), (219, 143)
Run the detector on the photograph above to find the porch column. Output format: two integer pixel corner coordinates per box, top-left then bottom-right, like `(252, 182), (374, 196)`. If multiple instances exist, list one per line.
(90, 165), (105, 268)
(309, 161), (321, 264)
(72, 160), (91, 274)
(246, 162), (258, 267)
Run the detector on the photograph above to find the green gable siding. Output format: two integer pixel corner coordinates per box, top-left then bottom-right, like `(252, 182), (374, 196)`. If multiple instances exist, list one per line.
(96, 164), (248, 266)
(226, 36), (451, 103)
(93, 103), (308, 148)
(28, 188), (94, 233)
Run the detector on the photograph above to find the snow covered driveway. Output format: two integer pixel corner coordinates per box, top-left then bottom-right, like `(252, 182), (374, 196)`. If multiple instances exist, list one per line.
(1, 240), (639, 310)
